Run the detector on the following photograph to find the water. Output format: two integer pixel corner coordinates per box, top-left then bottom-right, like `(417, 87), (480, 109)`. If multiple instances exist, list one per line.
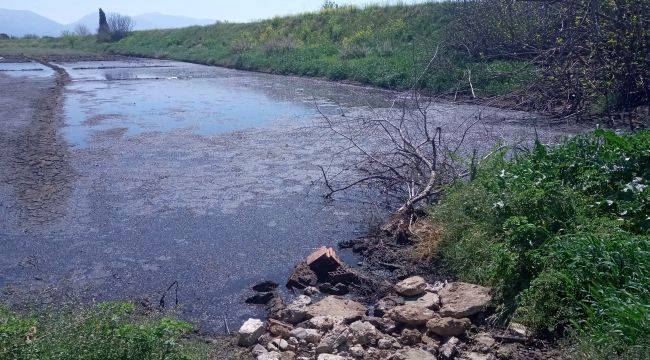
(0, 59), (585, 332)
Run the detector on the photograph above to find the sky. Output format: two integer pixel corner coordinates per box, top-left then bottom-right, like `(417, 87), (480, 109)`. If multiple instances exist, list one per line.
(0, 0), (428, 24)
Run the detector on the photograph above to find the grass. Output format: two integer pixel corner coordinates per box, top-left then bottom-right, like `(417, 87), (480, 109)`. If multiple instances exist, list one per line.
(425, 130), (649, 359)
(0, 302), (251, 360)
(0, 2), (532, 97)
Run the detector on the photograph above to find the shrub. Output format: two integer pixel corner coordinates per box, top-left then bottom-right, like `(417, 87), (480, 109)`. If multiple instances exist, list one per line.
(429, 130), (649, 356)
(0, 302), (198, 360)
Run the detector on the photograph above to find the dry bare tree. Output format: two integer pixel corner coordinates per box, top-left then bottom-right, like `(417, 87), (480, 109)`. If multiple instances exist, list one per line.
(108, 13), (135, 41)
(74, 24), (91, 37)
(313, 43), (516, 228)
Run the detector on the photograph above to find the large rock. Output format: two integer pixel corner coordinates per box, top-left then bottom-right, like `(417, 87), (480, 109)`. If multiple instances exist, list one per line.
(426, 316), (471, 337)
(347, 320), (382, 345)
(438, 282), (492, 318)
(238, 318), (266, 346)
(387, 305), (436, 325)
(286, 262), (318, 290)
(397, 348), (438, 360)
(394, 276), (427, 296)
(306, 315), (340, 331)
(279, 295), (312, 324)
(306, 246), (344, 278)
(315, 324), (350, 354)
(405, 292), (440, 310)
(306, 296), (367, 322)
(268, 318), (294, 338)
(289, 327), (322, 344)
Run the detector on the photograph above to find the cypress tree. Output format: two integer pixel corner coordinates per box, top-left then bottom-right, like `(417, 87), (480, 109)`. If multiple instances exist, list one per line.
(97, 8), (111, 42)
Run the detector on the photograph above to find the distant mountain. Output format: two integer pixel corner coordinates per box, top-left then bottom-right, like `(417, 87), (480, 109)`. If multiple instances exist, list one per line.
(0, 8), (64, 37)
(0, 8), (216, 37)
(69, 12), (215, 32)
(133, 13), (215, 30)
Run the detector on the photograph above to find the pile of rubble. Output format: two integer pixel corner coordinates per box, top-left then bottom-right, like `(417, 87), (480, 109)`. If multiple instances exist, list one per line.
(237, 247), (534, 360)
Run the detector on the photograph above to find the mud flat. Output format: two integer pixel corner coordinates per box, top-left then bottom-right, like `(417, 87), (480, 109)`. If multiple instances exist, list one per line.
(0, 56), (586, 332)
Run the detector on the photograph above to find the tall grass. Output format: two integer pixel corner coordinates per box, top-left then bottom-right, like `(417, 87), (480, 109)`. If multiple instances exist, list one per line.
(0, 2), (530, 97)
(0, 302), (249, 360)
(427, 130), (649, 358)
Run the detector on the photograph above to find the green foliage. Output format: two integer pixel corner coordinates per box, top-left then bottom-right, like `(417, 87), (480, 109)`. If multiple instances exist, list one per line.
(446, 0), (649, 114)
(0, 302), (214, 360)
(0, 2), (525, 97)
(431, 131), (650, 357)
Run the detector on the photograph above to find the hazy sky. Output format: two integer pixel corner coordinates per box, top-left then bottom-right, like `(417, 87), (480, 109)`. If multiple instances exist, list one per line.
(1, 0), (428, 24)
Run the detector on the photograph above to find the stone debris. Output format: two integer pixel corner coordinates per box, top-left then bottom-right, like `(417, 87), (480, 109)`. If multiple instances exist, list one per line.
(238, 318), (266, 346)
(426, 316), (471, 337)
(238, 247), (525, 360)
(388, 305), (436, 325)
(397, 348), (438, 360)
(440, 337), (460, 359)
(405, 292), (441, 310)
(394, 276), (427, 296)
(305, 296), (367, 322)
(438, 282), (492, 318)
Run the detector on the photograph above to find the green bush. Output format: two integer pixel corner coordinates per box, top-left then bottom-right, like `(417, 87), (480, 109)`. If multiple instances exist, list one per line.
(430, 130), (649, 357)
(0, 302), (208, 360)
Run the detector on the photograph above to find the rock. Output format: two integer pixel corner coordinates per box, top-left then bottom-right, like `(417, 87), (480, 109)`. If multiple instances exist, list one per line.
(253, 280), (279, 292)
(387, 305), (436, 325)
(253, 344), (268, 356)
(347, 320), (381, 345)
(271, 338), (289, 351)
(238, 318), (266, 346)
(247, 292), (275, 304)
(426, 316), (471, 337)
(287, 262), (318, 290)
(399, 328), (422, 346)
(364, 348), (392, 360)
(440, 337), (460, 359)
(267, 295), (286, 319)
(319, 282), (349, 295)
(307, 315), (339, 331)
(279, 295), (312, 324)
(258, 351), (281, 360)
(507, 323), (531, 338)
(495, 343), (518, 359)
(473, 333), (495, 349)
(460, 352), (494, 360)
(374, 294), (405, 317)
(306, 296), (367, 322)
(395, 276), (428, 296)
(280, 351), (296, 360)
(306, 246), (344, 279)
(397, 348), (438, 360)
(317, 354), (346, 360)
(315, 324), (350, 354)
(438, 282), (492, 318)
(405, 292), (440, 310)
(349, 344), (365, 358)
(378, 337), (393, 349)
(361, 316), (396, 334)
(268, 319), (294, 338)
(258, 333), (274, 346)
(304, 286), (320, 296)
(289, 327), (322, 344)
(421, 334), (441, 348)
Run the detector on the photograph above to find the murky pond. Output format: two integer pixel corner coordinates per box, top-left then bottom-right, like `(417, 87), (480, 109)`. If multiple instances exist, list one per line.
(0, 59), (584, 331)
